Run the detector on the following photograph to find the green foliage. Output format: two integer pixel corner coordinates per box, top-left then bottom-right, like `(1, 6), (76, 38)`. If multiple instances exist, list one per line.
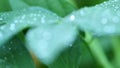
(0, 0), (12, 12)
(63, 0), (120, 36)
(75, 0), (107, 8)
(23, 0), (77, 17)
(0, 0), (120, 68)
(0, 36), (35, 68)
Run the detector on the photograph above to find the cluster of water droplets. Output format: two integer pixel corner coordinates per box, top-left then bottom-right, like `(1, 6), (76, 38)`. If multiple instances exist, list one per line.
(63, 0), (120, 36)
(0, 36), (35, 68)
(0, 41), (16, 68)
(0, 7), (61, 46)
(0, 59), (12, 68)
(13, 7), (60, 25)
(27, 26), (53, 63)
(26, 23), (78, 64)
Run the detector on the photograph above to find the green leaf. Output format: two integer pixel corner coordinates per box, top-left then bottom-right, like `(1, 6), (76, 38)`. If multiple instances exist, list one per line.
(23, 0), (77, 17)
(48, 37), (81, 68)
(75, 0), (106, 8)
(0, 36), (35, 68)
(9, 0), (29, 10)
(80, 41), (97, 68)
(63, 0), (120, 36)
(0, 7), (61, 46)
(0, 0), (12, 12)
(26, 23), (78, 65)
(97, 36), (114, 60)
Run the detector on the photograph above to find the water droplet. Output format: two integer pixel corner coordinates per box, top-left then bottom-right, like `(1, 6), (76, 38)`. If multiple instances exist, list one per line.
(0, 59), (5, 65)
(103, 26), (115, 34)
(10, 24), (15, 31)
(4, 57), (7, 60)
(80, 10), (85, 16)
(114, 0), (118, 2)
(0, 31), (3, 38)
(8, 48), (11, 50)
(30, 14), (34, 17)
(69, 44), (73, 47)
(33, 17), (37, 21)
(0, 25), (5, 30)
(0, 18), (3, 21)
(70, 15), (75, 21)
(14, 20), (18, 23)
(112, 16), (119, 23)
(6, 65), (11, 68)
(37, 14), (40, 16)
(19, 19), (23, 23)
(33, 14), (37, 16)
(21, 15), (26, 19)
(30, 13), (37, 17)
(115, 6), (119, 9)
(101, 18), (108, 24)
(41, 16), (45, 23)
(10, 41), (13, 44)
(117, 11), (120, 16)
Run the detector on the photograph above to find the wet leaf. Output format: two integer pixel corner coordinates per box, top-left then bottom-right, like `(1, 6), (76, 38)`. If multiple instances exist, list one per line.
(26, 23), (78, 65)
(63, 0), (120, 36)
(0, 36), (35, 68)
(0, 7), (61, 46)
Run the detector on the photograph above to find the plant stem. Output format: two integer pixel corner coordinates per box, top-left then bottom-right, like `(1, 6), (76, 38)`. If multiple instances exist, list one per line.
(89, 38), (113, 68)
(111, 36), (120, 67)
(85, 33), (113, 68)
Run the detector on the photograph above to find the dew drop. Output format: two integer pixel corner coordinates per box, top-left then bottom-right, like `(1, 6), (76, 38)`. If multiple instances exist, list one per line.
(0, 18), (3, 21)
(21, 15), (26, 19)
(0, 31), (3, 38)
(70, 15), (75, 21)
(8, 47), (12, 50)
(112, 16), (119, 23)
(103, 26), (115, 34)
(10, 41), (13, 44)
(114, 0), (118, 2)
(19, 19), (23, 23)
(117, 11), (120, 16)
(10, 24), (15, 31)
(0, 25), (5, 30)
(115, 6), (119, 9)
(37, 14), (40, 16)
(30, 13), (34, 17)
(4, 57), (7, 60)
(6, 65), (12, 68)
(30, 14), (37, 17)
(69, 44), (73, 47)
(14, 20), (18, 23)
(80, 10), (85, 16)
(0, 59), (5, 63)
(0, 59), (5, 65)
(41, 16), (45, 23)
(33, 17), (37, 21)
(101, 18), (108, 24)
